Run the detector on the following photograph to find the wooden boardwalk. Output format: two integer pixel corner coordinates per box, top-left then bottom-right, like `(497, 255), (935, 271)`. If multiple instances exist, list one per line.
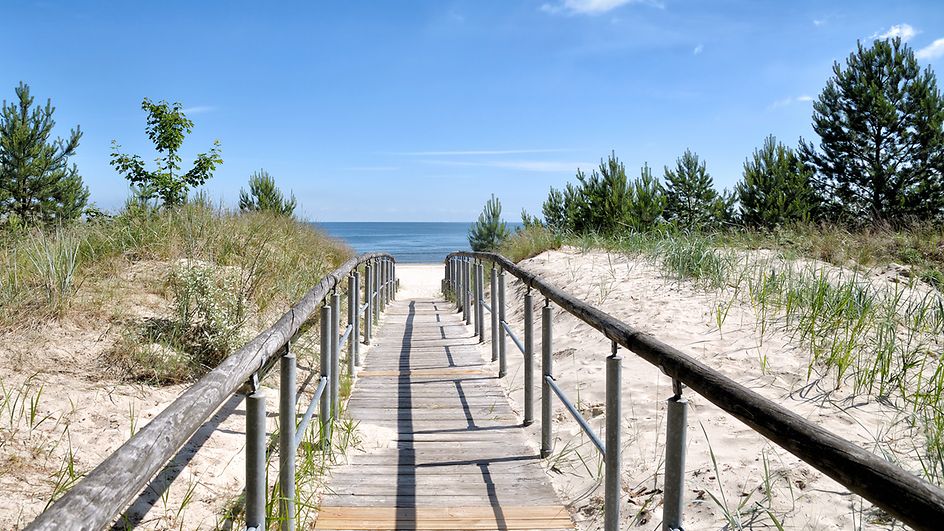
(314, 298), (574, 531)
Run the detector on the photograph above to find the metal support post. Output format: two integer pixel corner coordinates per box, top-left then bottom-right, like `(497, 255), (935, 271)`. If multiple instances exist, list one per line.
(541, 303), (553, 457)
(476, 262), (485, 341)
(279, 349), (296, 531)
(604, 343), (622, 531)
(352, 270), (360, 365)
(498, 270), (507, 378)
(246, 388), (266, 531)
(348, 274), (356, 374)
(331, 291), (341, 419)
(373, 260), (381, 323)
(490, 265), (499, 362)
(320, 304), (332, 441)
(364, 262), (373, 345)
(523, 291), (534, 425)
(663, 383), (688, 531)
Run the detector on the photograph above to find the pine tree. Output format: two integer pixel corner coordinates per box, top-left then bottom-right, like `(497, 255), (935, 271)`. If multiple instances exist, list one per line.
(799, 37), (944, 222)
(663, 149), (719, 228)
(737, 135), (817, 227)
(239, 169), (297, 216)
(542, 186), (567, 233)
(628, 162), (665, 231)
(0, 83), (89, 224)
(110, 99), (222, 207)
(468, 194), (510, 251)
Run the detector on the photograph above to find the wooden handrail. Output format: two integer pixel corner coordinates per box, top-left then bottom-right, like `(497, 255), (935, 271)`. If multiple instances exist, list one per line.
(448, 251), (944, 530)
(28, 252), (395, 531)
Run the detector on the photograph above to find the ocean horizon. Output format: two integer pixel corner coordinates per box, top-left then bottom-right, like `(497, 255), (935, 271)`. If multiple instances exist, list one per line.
(314, 221), (524, 263)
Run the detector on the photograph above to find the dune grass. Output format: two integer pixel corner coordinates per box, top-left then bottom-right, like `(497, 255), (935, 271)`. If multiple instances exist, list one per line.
(502, 223), (944, 485)
(0, 196), (352, 383)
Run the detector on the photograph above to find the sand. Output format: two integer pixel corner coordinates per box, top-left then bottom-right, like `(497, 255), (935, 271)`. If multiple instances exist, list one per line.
(1, 254), (919, 529)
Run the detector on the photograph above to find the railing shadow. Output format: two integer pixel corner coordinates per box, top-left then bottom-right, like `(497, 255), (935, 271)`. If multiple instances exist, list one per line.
(396, 300), (417, 529)
(112, 393), (244, 530)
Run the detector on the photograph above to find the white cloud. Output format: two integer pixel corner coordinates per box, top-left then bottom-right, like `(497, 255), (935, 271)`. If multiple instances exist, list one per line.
(181, 105), (215, 115)
(813, 19), (826, 27)
(540, 0), (662, 16)
(770, 95), (814, 109)
(874, 23), (917, 42)
(394, 149), (571, 156)
(693, 44), (704, 55)
(917, 38), (944, 60)
(181, 105), (216, 114)
(341, 166), (398, 171)
(421, 159), (594, 172)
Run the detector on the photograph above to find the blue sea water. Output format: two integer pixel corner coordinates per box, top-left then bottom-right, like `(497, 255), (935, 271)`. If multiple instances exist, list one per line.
(314, 222), (476, 263)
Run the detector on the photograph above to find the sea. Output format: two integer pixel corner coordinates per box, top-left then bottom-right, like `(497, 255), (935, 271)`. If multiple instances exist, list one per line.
(314, 222), (476, 263)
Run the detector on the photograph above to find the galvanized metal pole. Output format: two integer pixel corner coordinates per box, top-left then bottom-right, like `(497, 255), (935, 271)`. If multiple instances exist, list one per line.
(463, 259), (471, 324)
(364, 262), (373, 345)
(373, 260), (381, 323)
(523, 291), (534, 426)
(279, 348), (296, 531)
(320, 304), (332, 442)
(604, 343), (622, 531)
(331, 291), (341, 419)
(476, 262), (485, 342)
(472, 261), (481, 340)
(541, 303), (553, 457)
(497, 270), (507, 378)
(352, 270), (360, 366)
(490, 264), (499, 362)
(663, 387), (688, 531)
(347, 274), (356, 375)
(246, 388), (266, 531)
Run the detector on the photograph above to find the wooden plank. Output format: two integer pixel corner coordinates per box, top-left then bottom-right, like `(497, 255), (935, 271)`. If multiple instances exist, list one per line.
(317, 296), (572, 531)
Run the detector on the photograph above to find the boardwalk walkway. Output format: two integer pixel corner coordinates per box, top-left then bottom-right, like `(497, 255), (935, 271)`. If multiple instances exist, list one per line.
(314, 297), (574, 530)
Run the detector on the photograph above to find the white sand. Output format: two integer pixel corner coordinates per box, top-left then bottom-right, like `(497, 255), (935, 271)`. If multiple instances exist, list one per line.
(497, 248), (910, 530)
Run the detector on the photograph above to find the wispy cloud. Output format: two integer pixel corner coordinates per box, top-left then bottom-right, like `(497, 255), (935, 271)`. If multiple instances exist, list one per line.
(873, 23), (917, 42)
(917, 38), (944, 60)
(421, 159), (594, 172)
(181, 105), (216, 115)
(341, 166), (399, 171)
(770, 95), (814, 109)
(813, 18), (826, 27)
(693, 44), (704, 55)
(393, 148), (572, 156)
(540, 0), (663, 16)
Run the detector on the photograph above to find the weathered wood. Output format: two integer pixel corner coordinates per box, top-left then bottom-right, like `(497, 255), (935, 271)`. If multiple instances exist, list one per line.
(317, 297), (572, 531)
(450, 251), (944, 529)
(314, 505), (572, 530)
(27, 253), (396, 531)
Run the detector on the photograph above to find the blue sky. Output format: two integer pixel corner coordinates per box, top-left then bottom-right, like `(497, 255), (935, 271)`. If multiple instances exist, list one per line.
(2, 1), (943, 222)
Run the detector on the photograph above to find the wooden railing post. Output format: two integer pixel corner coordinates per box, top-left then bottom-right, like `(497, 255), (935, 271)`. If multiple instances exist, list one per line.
(463, 259), (471, 324)
(524, 290), (534, 425)
(663, 383), (688, 531)
(279, 346), (296, 531)
(604, 342), (622, 531)
(246, 386), (266, 530)
(474, 261), (483, 341)
(541, 302), (553, 457)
